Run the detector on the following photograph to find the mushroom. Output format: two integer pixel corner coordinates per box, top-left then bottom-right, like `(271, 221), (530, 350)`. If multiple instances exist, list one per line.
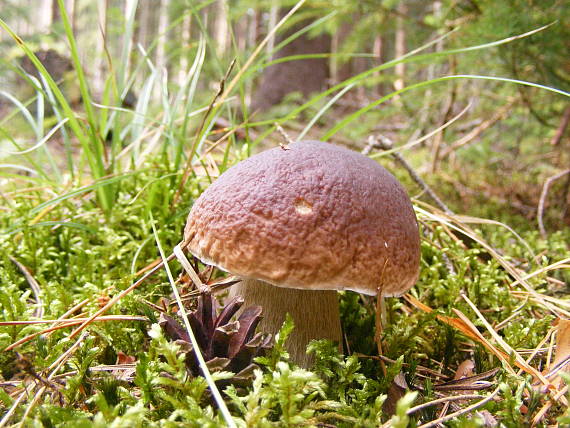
(183, 140), (420, 367)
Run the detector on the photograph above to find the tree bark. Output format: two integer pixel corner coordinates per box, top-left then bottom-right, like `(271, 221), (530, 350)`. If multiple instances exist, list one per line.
(250, 16), (331, 112)
(214, 0), (229, 55)
(37, 0), (53, 34)
(551, 105), (570, 147)
(394, 3), (407, 91)
(266, 1), (279, 59)
(178, 12), (192, 85)
(94, 0), (108, 94)
(156, 0), (170, 73)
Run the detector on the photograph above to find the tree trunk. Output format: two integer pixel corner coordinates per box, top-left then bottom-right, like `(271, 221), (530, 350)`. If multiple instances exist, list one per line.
(373, 35), (385, 96)
(94, 0), (108, 94)
(51, 0), (60, 24)
(64, 0), (76, 33)
(214, 0), (229, 55)
(266, 1), (279, 59)
(156, 0), (170, 73)
(394, 3), (407, 91)
(37, 0), (53, 34)
(178, 12), (192, 84)
(121, 0), (138, 88)
(250, 15), (331, 112)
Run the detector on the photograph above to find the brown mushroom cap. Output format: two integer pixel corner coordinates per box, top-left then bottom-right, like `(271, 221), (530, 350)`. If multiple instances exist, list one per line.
(184, 140), (420, 296)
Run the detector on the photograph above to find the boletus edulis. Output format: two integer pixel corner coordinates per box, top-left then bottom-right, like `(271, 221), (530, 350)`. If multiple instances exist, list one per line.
(183, 140), (420, 367)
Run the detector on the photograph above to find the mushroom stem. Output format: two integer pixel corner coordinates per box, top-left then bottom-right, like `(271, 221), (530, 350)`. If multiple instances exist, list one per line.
(228, 279), (342, 368)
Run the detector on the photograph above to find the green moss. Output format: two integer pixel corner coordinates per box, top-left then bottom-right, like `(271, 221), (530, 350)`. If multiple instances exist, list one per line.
(1, 152), (567, 426)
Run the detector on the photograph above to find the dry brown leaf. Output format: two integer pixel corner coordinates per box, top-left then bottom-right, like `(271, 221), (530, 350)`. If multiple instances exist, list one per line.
(404, 294), (483, 342)
(116, 351), (137, 365)
(454, 360), (476, 380)
(451, 309), (517, 376)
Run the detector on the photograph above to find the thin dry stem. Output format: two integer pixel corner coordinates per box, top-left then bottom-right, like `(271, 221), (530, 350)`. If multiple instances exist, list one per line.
(375, 288), (387, 377)
(417, 386), (500, 428)
(407, 393), (488, 416)
(9, 256), (44, 319)
(173, 59), (237, 206)
(537, 168), (570, 238)
(406, 292), (548, 380)
(68, 252), (176, 339)
(173, 243), (209, 294)
(368, 102), (472, 160)
(532, 384), (569, 427)
(1, 315), (146, 326)
(354, 353), (450, 379)
(4, 299), (90, 351)
(22, 331), (89, 423)
(416, 205), (559, 316)
(2, 331), (89, 427)
(274, 122), (295, 146)
(550, 105), (570, 147)
(0, 385), (30, 428)
(439, 98), (516, 159)
(461, 294), (552, 388)
(152, 225), (236, 428)
(4, 316), (146, 351)
(368, 134), (453, 215)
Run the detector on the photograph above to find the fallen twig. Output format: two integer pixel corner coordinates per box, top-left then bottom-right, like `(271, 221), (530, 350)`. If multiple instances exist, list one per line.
(4, 316), (147, 351)
(366, 134), (453, 215)
(68, 251), (178, 339)
(537, 168), (570, 238)
(550, 105), (570, 146)
(417, 386), (500, 428)
(439, 98), (516, 160)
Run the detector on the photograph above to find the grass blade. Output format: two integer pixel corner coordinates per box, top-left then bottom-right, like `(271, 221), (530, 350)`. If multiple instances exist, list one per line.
(323, 74), (570, 139)
(150, 213), (237, 427)
(0, 17), (109, 209)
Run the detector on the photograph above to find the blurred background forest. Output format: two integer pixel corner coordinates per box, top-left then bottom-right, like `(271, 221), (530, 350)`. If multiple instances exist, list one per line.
(1, 0), (569, 231)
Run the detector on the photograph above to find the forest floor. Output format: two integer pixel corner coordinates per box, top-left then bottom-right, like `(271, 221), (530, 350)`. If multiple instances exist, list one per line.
(1, 124), (569, 426)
